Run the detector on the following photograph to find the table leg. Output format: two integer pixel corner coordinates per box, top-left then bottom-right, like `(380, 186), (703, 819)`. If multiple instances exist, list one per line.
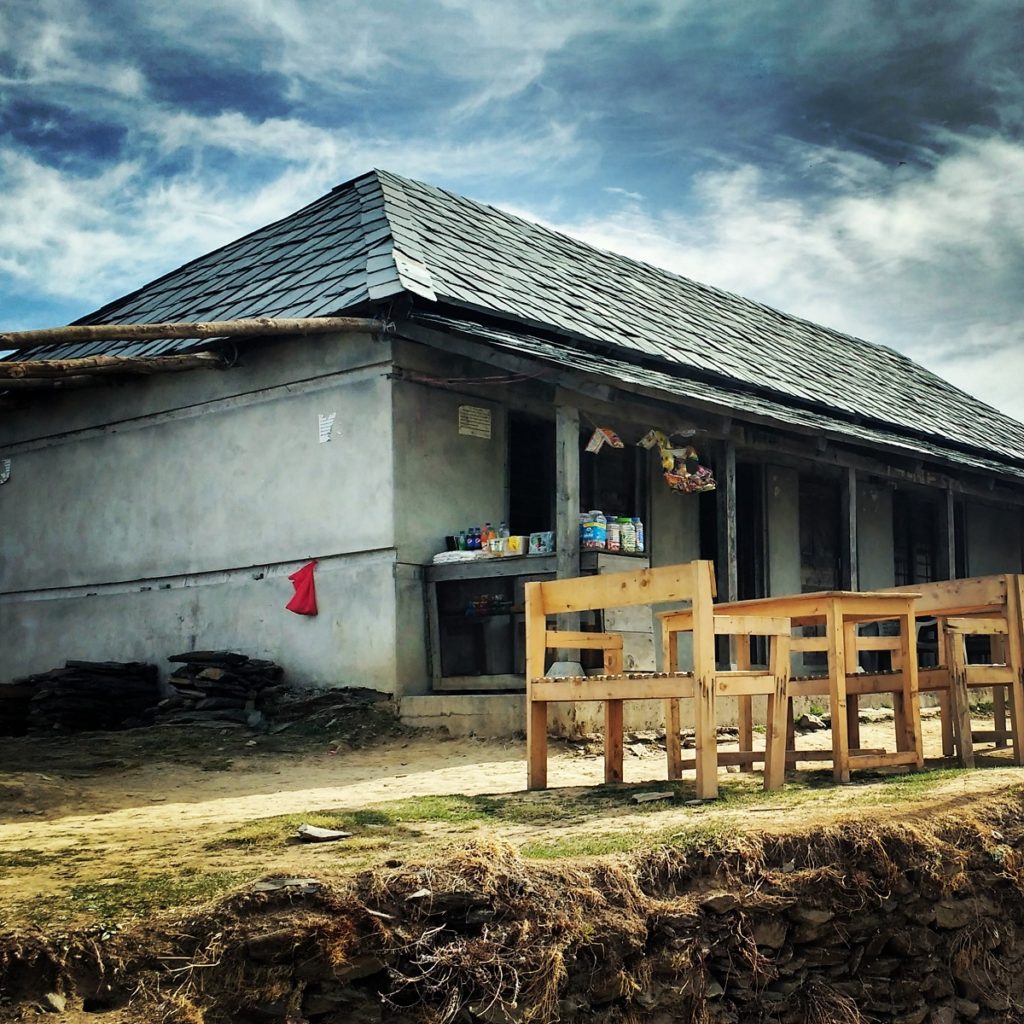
(899, 608), (924, 768)
(827, 602), (851, 783)
(605, 700), (624, 784)
(736, 638), (753, 773)
(785, 700), (797, 769)
(662, 629), (683, 779)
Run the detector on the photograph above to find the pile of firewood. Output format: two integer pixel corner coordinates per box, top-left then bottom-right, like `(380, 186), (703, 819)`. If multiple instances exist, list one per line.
(17, 661), (159, 732)
(0, 682), (35, 736)
(156, 651), (285, 728)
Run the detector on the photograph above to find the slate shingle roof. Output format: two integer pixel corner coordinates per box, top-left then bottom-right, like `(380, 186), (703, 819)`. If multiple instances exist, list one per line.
(10, 168), (1024, 472)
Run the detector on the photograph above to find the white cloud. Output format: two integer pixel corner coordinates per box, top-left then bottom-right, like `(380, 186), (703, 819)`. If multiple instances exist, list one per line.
(508, 132), (1024, 420)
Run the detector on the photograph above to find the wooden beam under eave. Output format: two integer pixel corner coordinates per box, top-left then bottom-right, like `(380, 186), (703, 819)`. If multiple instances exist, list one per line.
(0, 351), (228, 380)
(0, 315), (386, 350)
(0, 375), (101, 390)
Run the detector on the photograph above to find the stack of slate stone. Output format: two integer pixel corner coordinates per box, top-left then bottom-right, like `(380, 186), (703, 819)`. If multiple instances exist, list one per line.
(20, 661), (160, 732)
(156, 651), (285, 728)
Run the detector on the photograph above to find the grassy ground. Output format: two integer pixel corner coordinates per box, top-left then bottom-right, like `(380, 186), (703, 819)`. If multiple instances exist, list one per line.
(1, 713), (1018, 934)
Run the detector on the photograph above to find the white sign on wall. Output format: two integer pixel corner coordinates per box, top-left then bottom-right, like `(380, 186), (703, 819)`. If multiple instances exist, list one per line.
(318, 413), (337, 443)
(458, 405), (492, 440)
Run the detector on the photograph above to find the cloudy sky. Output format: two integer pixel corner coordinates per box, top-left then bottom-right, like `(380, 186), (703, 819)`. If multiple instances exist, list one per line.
(2, 0), (1023, 417)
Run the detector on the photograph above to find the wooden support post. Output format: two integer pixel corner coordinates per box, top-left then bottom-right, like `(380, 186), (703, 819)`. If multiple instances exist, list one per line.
(716, 442), (738, 606)
(841, 467), (859, 591)
(939, 488), (957, 581)
(554, 402), (581, 654)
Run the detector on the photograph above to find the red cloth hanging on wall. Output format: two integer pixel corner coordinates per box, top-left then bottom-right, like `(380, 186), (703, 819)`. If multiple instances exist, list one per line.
(286, 560), (318, 615)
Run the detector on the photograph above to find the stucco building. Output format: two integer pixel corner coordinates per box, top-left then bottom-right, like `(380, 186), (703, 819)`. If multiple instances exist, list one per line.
(3, 170), (1023, 730)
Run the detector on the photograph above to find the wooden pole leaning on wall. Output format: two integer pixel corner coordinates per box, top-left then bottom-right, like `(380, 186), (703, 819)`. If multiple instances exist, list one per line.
(0, 315), (388, 352)
(0, 352), (228, 380)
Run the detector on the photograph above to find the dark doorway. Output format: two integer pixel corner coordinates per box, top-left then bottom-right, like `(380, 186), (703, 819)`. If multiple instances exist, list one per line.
(893, 491), (940, 586)
(736, 462), (766, 600)
(799, 475), (841, 593)
(507, 413), (555, 536)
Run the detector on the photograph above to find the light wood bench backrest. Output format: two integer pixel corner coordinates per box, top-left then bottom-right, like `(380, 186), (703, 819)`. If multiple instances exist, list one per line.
(884, 575), (1008, 615)
(524, 561), (718, 683)
(526, 561), (716, 616)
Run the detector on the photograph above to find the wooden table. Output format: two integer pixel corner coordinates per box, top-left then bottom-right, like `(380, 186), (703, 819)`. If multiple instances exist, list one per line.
(660, 590), (924, 782)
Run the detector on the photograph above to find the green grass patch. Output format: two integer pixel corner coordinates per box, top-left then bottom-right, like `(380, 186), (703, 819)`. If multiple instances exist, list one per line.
(0, 848), (51, 869)
(521, 821), (731, 860)
(9, 868), (248, 928)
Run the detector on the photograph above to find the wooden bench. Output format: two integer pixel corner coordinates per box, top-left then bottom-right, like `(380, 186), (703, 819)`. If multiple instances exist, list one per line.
(525, 561), (789, 798)
(882, 575), (1024, 767)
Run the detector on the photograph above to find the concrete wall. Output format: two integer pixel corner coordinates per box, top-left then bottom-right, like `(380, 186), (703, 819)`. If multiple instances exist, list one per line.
(0, 332), (405, 690)
(965, 501), (1024, 575)
(857, 480), (895, 589)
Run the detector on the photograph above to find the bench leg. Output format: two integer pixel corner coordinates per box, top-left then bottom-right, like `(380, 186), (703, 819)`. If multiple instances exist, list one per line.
(993, 685), (1008, 748)
(605, 700), (624, 784)
(764, 682), (788, 792)
(947, 632), (975, 769)
(527, 700), (549, 790)
(665, 698), (682, 779)
(694, 675), (718, 800)
(785, 700), (797, 769)
(846, 694), (861, 750)
(738, 696), (754, 773)
(938, 690), (955, 757)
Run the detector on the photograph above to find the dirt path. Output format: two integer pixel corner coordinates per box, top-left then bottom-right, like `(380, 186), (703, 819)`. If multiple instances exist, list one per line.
(1, 714), (1021, 930)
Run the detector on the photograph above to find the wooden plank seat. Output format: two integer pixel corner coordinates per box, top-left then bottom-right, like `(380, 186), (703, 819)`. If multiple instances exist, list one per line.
(525, 560), (790, 798)
(881, 576), (1024, 767)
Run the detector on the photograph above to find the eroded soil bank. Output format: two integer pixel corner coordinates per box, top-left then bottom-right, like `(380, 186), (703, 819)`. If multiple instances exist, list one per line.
(4, 788), (1024, 1024)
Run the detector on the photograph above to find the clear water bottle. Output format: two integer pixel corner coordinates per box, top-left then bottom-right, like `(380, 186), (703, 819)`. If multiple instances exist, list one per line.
(632, 517), (644, 553)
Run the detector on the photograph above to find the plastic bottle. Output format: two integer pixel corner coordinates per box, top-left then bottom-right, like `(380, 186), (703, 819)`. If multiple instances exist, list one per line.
(606, 517), (621, 552)
(632, 517), (644, 553)
(499, 521), (509, 540)
(469, 527), (480, 550)
(481, 523), (493, 546)
(458, 531), (467, 551)
(621, 518), (637, 554)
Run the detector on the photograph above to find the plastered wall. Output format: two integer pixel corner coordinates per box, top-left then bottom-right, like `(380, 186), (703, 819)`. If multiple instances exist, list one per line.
(0, 333), (405, 690)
